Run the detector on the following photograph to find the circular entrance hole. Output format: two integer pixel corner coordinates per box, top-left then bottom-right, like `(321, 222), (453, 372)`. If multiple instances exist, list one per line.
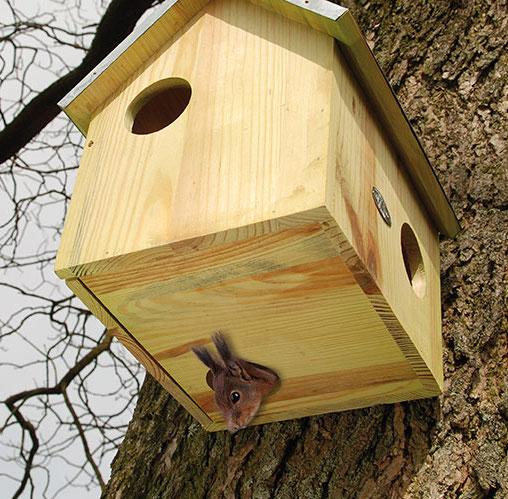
(400, 223), (426, 298)
(126, 78), (191, 135)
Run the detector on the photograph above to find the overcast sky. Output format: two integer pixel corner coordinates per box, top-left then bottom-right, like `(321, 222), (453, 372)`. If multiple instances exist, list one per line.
(0, 1), (145, 497)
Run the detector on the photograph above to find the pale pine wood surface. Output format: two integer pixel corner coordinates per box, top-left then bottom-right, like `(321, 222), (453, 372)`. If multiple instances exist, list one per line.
(82, 217), (423, 428)
(327, 44), (443, 388)
(56, 0), (333, 277)
(64, 212), (436, 430)
(56, 209), (331, 280)
(66, 277), (116, 329)
(109, 326), (213, 428)
(64, 279), (213, 427)
(61, 0), (209, 135)
(335, 11), (459, 236)
(61, 0), (347, 135)
(205, 380), (424, 429)
(55, 0), (446, 430)
(61, 0), (458, 237)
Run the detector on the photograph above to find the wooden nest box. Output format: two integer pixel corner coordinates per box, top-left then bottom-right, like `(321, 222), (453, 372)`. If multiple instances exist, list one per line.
(56, 0), (459, 431)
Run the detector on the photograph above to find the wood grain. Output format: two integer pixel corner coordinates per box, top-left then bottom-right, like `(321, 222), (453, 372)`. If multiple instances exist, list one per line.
(56, 0), (446, 431)
(60, 0), (458, 237)
(60, 0), (346, 134)
(65, 278), (213, 428)
(109, 326), (213, 428)
(336, 11), (459, 237)
(81, 218), (438, 430)
(64, 208), (440, 430)
(65, 277), (116, 329)
(326, 43), (443, 389)
(56, 0), (333, 277)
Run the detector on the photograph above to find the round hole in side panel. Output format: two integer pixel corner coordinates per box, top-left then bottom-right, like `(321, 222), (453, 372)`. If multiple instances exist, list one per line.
(126, 78), (192, 135)
(400, 223), (426, 298)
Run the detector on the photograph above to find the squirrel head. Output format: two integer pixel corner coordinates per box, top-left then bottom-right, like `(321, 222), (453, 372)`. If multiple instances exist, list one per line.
(192, 332), (279, 432)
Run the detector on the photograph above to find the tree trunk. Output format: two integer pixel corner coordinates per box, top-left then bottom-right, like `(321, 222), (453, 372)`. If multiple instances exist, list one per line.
(103, 1), (507, 497)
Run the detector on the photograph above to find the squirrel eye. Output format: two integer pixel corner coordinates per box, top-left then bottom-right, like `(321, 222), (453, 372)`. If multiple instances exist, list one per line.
(230, 391), (240, 403)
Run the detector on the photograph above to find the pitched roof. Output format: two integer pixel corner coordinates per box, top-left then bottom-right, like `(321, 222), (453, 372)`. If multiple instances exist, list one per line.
(59, 0), (460, 237)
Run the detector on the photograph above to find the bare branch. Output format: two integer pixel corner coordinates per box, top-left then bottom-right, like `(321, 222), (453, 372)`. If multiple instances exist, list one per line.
(0, 0), (159, 164)
(2, 331), (114, 497)
(62, 389), (105, 491)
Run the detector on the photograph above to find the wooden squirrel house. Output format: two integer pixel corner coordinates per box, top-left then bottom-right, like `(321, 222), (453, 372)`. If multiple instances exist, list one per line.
(56, 0), (459, 431)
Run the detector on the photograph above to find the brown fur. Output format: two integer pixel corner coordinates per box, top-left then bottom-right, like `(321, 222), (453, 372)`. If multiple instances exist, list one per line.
(192, 332), (280, 432)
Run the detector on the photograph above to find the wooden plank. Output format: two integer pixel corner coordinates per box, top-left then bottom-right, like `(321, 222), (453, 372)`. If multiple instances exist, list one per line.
(82, 219), (437, 429)
(55, 0), (333, 277)
(59, 0), (347, 134)
(56, 208), (332, 280)
(199, 360), (420, 417)
(321, 223), (441, 395)
(67, 210), (439, 429)
(206, 377), (425, 431)
(326, 44), (443, 389)
(335, 12), (460, 237)
(82, 221), (337, 295)
(67, 203), (440, 430)
(109, 327), (213, 429)
(66, 277), (116, 329)
(55, 0), (447, 429)
(60, 0), (210, 135)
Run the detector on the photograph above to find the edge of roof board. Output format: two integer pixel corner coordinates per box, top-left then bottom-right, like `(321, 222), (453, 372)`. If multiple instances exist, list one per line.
(58, 0), (347, 112)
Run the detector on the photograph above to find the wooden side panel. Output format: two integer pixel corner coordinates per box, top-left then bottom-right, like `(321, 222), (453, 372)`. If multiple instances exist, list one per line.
(206, 376), (424, 431)
(61, 0), (348, 134)
(61, 0), (211, 134)
(56, 0), (334, 277)
(335, 12), (459, 237)
(61, 0), (458, 238)
(66, 277), (116, 329)
(326, 44), (443, 388)
(56, 207), (330, 280)
(55, 0), (446, 431)
(320, 222), (440, 395)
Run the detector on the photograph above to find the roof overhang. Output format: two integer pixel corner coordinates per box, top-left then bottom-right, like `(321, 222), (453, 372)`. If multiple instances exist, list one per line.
(59, 0), (460, 237)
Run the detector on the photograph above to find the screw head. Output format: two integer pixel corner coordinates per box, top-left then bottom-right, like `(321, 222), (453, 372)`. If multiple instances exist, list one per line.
(372, 186), (392, 227)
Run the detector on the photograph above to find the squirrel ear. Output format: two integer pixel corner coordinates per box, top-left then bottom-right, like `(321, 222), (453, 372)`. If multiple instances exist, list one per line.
(238, 360), (280, 392)
(206, 370), (215, 390)
(212, 332), (233, 363)
(192, 345), (221, 371)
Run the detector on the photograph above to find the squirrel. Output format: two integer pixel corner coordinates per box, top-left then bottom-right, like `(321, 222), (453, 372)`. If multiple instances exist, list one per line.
(192, 332), (279, 433)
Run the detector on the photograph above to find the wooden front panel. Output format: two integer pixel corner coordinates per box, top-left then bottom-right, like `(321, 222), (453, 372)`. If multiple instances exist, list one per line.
(81, 217), (422, 430)
(56, 0), (334, 277)
(327, 44), (442, 387)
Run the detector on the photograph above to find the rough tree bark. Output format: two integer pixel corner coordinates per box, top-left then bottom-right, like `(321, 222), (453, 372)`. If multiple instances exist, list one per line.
(103, 1), (507, 497)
